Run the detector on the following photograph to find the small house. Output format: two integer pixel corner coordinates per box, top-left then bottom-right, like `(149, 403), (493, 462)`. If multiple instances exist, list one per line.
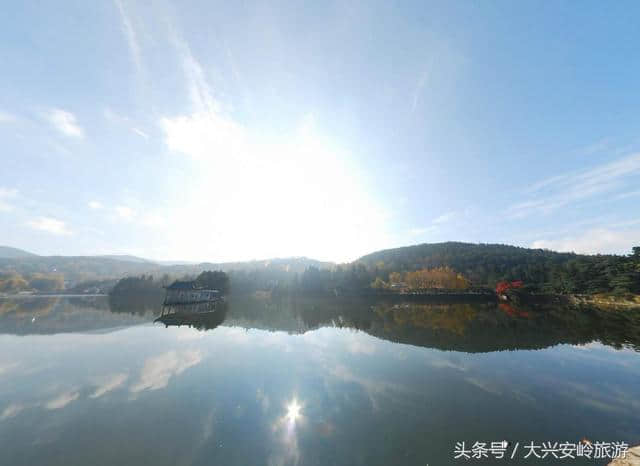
(163, 280), (219, 305)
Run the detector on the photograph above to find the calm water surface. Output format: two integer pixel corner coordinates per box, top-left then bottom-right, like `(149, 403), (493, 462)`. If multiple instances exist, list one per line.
(1, 296), (639, 465)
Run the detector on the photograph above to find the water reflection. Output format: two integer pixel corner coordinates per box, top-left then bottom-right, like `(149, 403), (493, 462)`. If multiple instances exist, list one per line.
(1, 296), (639, 465)
(1, 295), (640, 353)
(155, 302), (228, 331)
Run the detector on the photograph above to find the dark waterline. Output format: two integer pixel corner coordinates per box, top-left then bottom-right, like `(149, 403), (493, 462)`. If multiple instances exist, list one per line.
(1, 296), (639, 465)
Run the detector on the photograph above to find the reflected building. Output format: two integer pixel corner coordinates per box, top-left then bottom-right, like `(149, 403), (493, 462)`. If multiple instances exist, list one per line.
(155, 301), (228, 331)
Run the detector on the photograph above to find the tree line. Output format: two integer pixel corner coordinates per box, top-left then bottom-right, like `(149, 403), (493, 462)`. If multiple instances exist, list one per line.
(105, 242), (640, 300)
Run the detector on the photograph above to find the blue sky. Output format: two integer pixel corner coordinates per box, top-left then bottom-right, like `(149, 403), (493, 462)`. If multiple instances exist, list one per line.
(1, 0), (639, 262)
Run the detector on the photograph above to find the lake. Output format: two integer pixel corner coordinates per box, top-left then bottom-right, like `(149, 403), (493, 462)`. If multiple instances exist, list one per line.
(1, 296), (639, 465)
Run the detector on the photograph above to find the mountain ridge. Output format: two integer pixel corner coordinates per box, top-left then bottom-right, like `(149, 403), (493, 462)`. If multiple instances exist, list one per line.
(0, 246), (39, 258)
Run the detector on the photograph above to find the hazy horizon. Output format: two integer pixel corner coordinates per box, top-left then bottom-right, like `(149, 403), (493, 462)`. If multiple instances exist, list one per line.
(2, 238), (637, 266)
(2, 1), (640, 262)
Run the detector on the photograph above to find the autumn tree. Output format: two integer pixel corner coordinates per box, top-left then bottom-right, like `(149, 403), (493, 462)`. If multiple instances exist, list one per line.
(404, 267), (470, 290)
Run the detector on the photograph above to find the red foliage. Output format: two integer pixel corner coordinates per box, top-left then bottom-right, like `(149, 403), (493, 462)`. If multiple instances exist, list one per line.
(496, 280), (524, 294)
(496, 281), (510, 294)
(499, 302), (529, 318)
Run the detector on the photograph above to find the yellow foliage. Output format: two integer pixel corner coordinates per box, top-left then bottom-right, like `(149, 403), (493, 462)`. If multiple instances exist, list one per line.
(375, 303), (477, 335)
(371, 277), (388, 289)
(0, 274), (29, 293)
(404, 267), (470, 290)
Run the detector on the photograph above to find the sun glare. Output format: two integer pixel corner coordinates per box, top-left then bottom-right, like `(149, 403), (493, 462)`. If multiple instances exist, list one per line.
(159, 110), (390, 263)
(286, 399), (302, 423)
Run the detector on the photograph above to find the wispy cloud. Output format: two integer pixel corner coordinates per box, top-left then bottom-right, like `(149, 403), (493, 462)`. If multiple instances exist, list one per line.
(511, 152), (640, 218)
(88, 200), (103, 210)
(113, 0), (143, 76)
(409, 211), (457, 237)
(0, 187), (18, 212)
(27, 217), (72, 235)
(132, 127), (149, 139)
(613, 189), (640, 200)
(45, 108), (84, 139)
(104, 108), (149, 140)
(433, 211), (456, 225)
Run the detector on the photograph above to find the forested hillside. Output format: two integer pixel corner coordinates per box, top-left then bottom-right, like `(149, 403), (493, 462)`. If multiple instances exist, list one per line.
(0, 246), (38, 258)
(357, 242), (640, 294)
(2, 242), (639, 296)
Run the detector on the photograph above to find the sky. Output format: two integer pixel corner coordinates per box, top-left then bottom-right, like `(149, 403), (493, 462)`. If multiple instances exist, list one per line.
(1, 0), (639, 263)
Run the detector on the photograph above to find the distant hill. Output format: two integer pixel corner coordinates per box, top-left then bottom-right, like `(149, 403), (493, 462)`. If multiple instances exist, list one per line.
(160, 256), (334, 276)
(357, 241), (578, 267)
(0, 250), (334, 289)
(355, 241), (638, 294)
(0, 246), (38, 258)
(356, 241), (580, 287)
(98, 254), (156, 264)
(0, 255), (158, 283)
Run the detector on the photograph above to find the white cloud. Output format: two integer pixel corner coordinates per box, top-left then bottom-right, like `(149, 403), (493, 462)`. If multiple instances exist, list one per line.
(130, 350), (202, 392)
(115, 205), (135, 219)
(531, 227), (639, 255)
(0, 187), (18, 212)
(46, 108), (84, 139)
(90, 373), (128, 398)
(88, 200), (103, 210)
(512, 152), (640, 218)
(27, 217), (71, 235)
(45, 390), (79, 410)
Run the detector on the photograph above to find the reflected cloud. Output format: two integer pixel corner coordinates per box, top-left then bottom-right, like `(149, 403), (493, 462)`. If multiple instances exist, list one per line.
(464, 376), (503, 396)
(1, 403), (25, 420)
(345, 333), (376, 355)
(90, 373), (128, 398)
(130, 350), (202, 392)
(45, 390), (79, 410)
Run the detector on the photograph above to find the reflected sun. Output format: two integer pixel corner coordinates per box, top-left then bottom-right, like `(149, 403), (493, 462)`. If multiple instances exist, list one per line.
(286, 399), (302, 423)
